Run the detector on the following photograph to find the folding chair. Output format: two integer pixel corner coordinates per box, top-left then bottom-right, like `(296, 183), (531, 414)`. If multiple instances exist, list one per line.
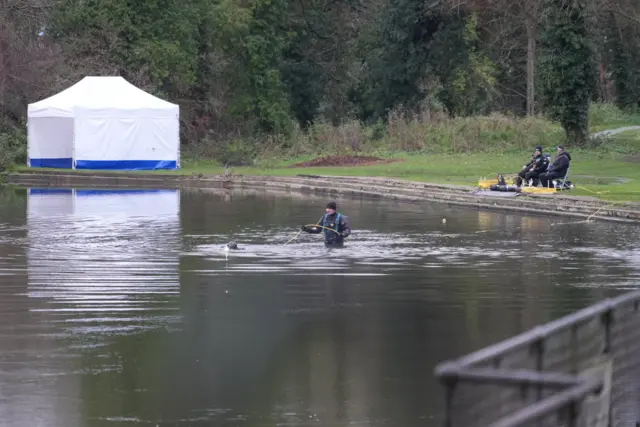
(552, 164), (571, 190)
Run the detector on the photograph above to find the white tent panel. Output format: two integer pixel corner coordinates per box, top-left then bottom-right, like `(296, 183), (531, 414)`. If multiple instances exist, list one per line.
(27, 76), (180, 170)
(72, 189), (180, 218)
(27, 118), (74, 168)
(72, 78), (177, 118)
(27, 80), (84, 119)
(73, 117), (179, 170)
(26, 188), (75, 218)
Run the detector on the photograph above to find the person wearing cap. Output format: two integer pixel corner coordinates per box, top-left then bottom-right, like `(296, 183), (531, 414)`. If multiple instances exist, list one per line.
(539, 145), (572, 187)
(300, 201), (351, 246)
(516, 145), (549, 187)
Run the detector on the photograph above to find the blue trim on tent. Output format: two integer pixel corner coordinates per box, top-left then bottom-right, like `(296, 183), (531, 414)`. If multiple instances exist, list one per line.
(29, 158), (73, 168)
(28, 188), (74, 195)
(27, 188), (176, 196)
(75, 160), (178, 170)
(75, 189), (178, 196)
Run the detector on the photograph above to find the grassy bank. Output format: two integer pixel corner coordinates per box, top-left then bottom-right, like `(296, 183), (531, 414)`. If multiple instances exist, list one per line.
(179, 103), (640, 165)
(17, 146), (640, 202)
(7, 104), (640, 202)
(183, 111), (567, 167)
(588, 103), (640, 133)
(194, 150), (640, 202)
(169, 106), (640, 202)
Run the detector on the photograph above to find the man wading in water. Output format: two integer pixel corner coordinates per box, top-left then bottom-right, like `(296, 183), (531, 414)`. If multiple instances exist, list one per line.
(300, 201), (351, 247)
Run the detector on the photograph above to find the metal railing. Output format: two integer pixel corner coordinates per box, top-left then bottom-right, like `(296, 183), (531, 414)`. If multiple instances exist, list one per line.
(434, 289), (640, 427)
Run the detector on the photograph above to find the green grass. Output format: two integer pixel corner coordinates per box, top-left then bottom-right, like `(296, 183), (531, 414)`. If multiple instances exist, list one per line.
(611, 129), (640, 141)
(589, 120), (640, 133)
(8, 103), (640, 203)
(13, 147), (640, 202)
(250, 152), (640, 202)
(588, 102), (640, 133)
(167, 129), (640, 202)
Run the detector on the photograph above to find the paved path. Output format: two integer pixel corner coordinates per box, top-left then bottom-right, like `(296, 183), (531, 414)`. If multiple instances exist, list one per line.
(591, 126), (640, 138)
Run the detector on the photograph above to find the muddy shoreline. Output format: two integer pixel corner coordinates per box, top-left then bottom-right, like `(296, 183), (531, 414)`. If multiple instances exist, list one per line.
(5, 170), (640, 223)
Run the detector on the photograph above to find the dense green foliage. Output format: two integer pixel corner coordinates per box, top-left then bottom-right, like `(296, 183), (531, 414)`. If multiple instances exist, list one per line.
(1, 0), (640, 166)
(606, 13), (640, 111)
(538, 0), (596, 144)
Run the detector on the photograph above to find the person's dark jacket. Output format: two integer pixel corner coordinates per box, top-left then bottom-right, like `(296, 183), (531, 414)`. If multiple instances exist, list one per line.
(523, 157), (535, 171)
(302, 212), (351, 245)
(546, 151), (572, 177)
(526, 154), (549, 173)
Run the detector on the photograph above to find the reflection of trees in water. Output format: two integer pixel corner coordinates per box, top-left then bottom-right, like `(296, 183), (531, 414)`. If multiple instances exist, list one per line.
(0, 188), (27, 269)
(180, 187), (326, 236)
(0, 187), (85, 427)
(0, 187), (26, 224)
(0, 186), (28, 335)
(545, 221), (637, 309)
(176, 264), (445, 425)
(48, 188), (640, 426)
(180, 186), (492, 239)
(447, 209), (640, 354)
(174, 241), (445, 426)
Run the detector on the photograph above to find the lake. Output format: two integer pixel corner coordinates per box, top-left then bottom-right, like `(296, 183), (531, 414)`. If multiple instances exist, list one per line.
(0, 186), (639, 427)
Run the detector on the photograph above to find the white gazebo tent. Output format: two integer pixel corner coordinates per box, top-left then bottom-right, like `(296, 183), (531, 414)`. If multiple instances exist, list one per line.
(27, 76), (180, 170)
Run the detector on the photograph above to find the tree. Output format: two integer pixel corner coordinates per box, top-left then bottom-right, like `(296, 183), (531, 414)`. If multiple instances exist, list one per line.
(523, 0), (542, 116)
(351, 0), (444, 121)
(50, 0), (201, 93)
(0, 1), (62, 127)
(4, 0), (640, 156)
(606, 12), (640, 109)
(539, 0), (596, 144)
(238, 0), (294, 135)
(429, 13), (498, 117)
(441, 0), (544, 116)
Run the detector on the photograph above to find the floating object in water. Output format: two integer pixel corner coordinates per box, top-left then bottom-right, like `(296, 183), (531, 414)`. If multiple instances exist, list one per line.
(226, 241), (239, 250)
(442, 218), (447, 224)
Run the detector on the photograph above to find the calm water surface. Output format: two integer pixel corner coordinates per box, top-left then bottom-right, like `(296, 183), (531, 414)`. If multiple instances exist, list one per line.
(1, 186), (639, 427)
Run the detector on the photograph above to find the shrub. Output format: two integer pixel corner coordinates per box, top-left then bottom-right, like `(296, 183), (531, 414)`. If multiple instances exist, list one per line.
(589, 102), (631, 128)
(183, 111), (566, 164)
(0, 124), (27, 169)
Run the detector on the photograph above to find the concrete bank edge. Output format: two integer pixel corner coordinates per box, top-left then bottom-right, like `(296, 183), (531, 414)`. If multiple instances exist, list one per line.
(5, 171), (640, 224)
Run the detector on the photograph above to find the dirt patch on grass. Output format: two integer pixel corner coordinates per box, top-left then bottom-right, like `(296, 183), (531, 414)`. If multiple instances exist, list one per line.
(289, 155), (403, 168)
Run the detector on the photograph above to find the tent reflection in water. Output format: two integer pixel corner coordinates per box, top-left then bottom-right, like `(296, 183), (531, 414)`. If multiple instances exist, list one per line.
(26, 188), (181, 326)
(27, 76), (180, 170)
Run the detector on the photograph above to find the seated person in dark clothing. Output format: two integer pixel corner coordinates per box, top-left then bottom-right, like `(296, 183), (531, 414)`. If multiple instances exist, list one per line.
(516, 145), (549, 187)
(539, 145), (571, 187)
(301, 201), (351, 247)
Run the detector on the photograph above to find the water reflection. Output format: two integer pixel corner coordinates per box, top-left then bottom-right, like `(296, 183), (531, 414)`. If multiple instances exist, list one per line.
(26, 188), (182, 332)
(175, 188), (640, 426)
(0, 188), (184, 427)
(183, 197), (640, 292)
(0, 186), (639, 426)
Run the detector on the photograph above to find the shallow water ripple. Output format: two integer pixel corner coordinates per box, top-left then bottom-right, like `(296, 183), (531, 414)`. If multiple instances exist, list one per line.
(1, 187), (639, 427)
